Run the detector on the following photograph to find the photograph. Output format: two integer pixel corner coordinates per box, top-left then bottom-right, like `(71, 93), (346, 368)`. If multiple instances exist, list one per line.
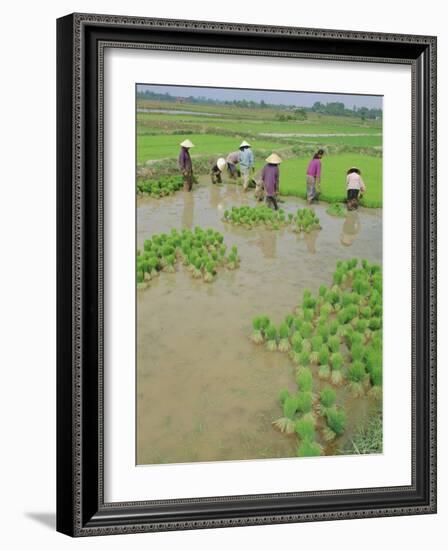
(135, 84), (383, 465)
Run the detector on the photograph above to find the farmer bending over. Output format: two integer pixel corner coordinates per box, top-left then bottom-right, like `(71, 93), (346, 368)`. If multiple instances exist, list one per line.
(210, 157), (227, 184)
(346, 167), (366, 210)
(178, 139), (195, 191)
(262, 153), (282, 210)
(226, 150), (241, 180)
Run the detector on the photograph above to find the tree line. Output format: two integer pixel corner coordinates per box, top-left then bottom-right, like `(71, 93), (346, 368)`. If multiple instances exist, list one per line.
(137, 90), (382, 120)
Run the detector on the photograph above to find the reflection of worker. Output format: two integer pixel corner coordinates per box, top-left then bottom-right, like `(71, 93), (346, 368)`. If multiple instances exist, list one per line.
(346, 167), (366, 210)
(262, 153), (282, 210)
(178, 139), (195, 191)
(239, 140), (254, 191)
(252, 230), (277, 259)
(210, 157), (227, 184)
(341, 210), (361, 246)
(209, 182), (222, 208)
(303, 229), (319, 254)
(226, 150), (241, 179)
(181, 190), (194, 228)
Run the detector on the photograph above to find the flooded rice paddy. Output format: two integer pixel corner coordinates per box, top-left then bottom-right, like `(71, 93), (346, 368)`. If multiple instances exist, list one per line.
(137, 179), (382, 465)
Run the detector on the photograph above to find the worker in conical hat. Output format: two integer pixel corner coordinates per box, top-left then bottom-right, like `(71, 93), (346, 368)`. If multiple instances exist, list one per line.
(265, 153), (282, 164)
(261, 153), (282, 210)
(239, 140), (254, 191)
(178, 139), (195, 191)
(210, 157), (227, 185)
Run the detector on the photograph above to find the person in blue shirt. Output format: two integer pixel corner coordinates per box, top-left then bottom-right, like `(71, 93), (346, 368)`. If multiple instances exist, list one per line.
(238, 140), (254, 191)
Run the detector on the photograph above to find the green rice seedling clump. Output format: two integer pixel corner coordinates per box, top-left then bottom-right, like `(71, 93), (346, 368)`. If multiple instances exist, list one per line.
(137, 175), (184, 198)
(278, 389), (291, 405)
(293, 207), (322, 233)
(251, 317), (264, 344)
(296, 391), (313, 414)
(295, 417), (316, 441)
(283, 396), (298, 419)
(278, 322), (292, 352)
(137, 227), (239, 289)
(320, 387), (336, 409)
(265, 325), (278, 352)
(222, 204), (291, 229)
(296, 368), (313, 392)
(326, 203), (346, 217)
(323, 407), (347, 441)
(297, 439), (322, 457)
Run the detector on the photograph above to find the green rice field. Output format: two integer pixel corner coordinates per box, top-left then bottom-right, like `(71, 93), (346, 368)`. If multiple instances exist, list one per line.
(280, 154), (382, 206)
(137, 134), (287, 164)
(136, 99), (383, 207)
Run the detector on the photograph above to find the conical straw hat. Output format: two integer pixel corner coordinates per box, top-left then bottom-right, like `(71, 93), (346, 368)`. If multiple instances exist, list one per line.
(265, 153), (282, 164)
(180, 139), (195, 148)
(217, 157), (227, 171)
(239, 140), (251, 147)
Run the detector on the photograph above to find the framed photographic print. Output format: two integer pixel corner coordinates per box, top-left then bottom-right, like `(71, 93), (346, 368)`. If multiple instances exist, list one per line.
(56, 13), (437, 537)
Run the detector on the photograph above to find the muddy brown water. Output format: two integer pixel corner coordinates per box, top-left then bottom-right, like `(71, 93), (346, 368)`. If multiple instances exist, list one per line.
(136, 178), (382, 465)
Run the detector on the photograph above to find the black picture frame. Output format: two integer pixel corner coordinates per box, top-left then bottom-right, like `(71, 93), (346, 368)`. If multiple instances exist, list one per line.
(57, 13), (437, 537)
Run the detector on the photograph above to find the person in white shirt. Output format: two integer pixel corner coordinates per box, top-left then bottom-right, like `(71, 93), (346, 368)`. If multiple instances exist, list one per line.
(346, 167), (366, 210)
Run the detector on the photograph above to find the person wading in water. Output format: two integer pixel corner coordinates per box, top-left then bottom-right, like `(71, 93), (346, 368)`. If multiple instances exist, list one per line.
(178, 139), (195, 191)
(346, 166), (366, 210)
(306, 148), (325, 205)
(226, 150), (241, 180)
(238, 140), (255, 191)
(261, 153), (282, 210)
(210, 157), (227, 184)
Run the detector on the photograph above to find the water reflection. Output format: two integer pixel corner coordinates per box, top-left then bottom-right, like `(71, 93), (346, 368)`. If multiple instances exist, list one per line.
(303, 229), (320, 254)
(209, 184), (222, 209)
(250, 229), (278, 259)
(341, 211), (361, 246)
(181, 191), (194, 229)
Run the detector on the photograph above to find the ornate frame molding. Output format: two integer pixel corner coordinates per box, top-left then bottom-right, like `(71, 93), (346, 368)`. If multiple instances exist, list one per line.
(57, 13), (437, 537)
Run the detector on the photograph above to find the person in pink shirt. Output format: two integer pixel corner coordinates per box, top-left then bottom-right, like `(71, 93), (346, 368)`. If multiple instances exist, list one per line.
(306, 149), (325, 205)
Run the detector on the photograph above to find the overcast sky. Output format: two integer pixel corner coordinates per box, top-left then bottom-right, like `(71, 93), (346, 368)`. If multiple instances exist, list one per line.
(137, 84), (382, 109)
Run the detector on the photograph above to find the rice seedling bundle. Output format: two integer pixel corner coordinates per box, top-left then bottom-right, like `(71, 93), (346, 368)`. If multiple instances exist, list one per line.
(222, 205), (291, 229)
(292, 208), (321, 233)
(272, 417), (296, 435)
(330, 352), (344, 385)
(347, 360), (367, 397)
(326, 203), (346, 217)
(298, 350), (310, 368)
(296, 367), (313, 392)
(283, 396), (299, 419)
(278, 389), (291, 405)
(137, 175), (184, 197)
(253, 258), (382, 453)
(297, 439), (322, 457)
(137, 227), (239, 289)
(265, 325), (278, 351)
(328, 335), (341, 353)
(278, 322), (292, 352)
(251, 317), (264, 344)
(295, 391), (313, 414)
(323, 407), (347, 441)
(317, 385), (337, 415)
(300, 321), (314, 339)
(295, 417), (316, 441)
(319, 387), (336, 409)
